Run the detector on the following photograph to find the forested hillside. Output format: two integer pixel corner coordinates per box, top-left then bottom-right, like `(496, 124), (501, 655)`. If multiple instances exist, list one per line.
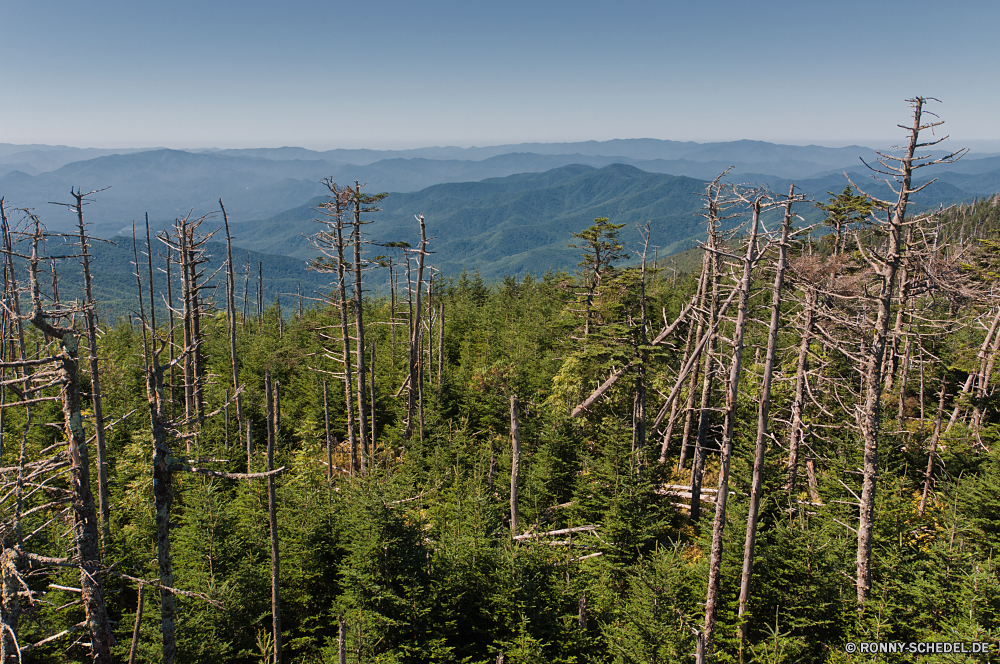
(3, 99), (1000, 664)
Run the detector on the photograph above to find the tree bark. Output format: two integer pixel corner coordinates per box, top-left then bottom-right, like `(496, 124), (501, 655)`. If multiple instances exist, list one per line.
(738, 186), (794, 647)
(351, 186), (369, 473)
(690, 226), (721, 524)
(70, 190), (110, 543)
(697, 194), (760, 664)
(405, 216), (428, 441)
(856, 98), (932, 604)
(920, 380), (948, 515)
(785, 288), (816, 493)
(27, 223), (113, 664)
(265, 370), (282, 664)
(510, 395), (521, 536)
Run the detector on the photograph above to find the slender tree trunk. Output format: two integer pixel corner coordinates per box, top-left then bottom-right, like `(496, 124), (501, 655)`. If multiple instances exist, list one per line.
(323, 380), (332, 481)
(669, 250), (710, 467)
(370, 340), (376, 456)
(221, 201), (244, 431)
(920, 380), (948, 515)
(27, 224), (113, 664)
(697, 196), (760, 664)
(265, 371), (282, 664)
(785, 288), (816, 493)
(332, 213), (358, 473)
(338, 612), (347, 664)
(438, 301), (444, 384)
(738, 187), (794, 647)
(71, 191), (111, 543)
(128, 584), (145, 664)
(634, 223), (650, 462)
(690, 228), (720, 523)
(405, 216), (428, 441)
(510, 395), (521, 536)
(856, 99), (927, 605)
(351, 192), (369, 474)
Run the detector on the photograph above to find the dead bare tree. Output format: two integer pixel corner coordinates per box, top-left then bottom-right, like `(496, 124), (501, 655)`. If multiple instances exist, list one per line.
(849, 97), (965, 604)
(312, 181), (359, 473)
(697, 186), (762, 664)
(404, 215), (429, 441)
(220, 201), (245, 444)
(737, 184), (805, 647)
(133, 224), (281, 664)
(22, 215), (113, 663)
(50, 187), (112, 543)
(510, 395), (521, 536)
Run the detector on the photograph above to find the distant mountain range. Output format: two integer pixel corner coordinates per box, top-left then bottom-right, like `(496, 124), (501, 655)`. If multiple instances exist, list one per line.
(2, 138), (999, 238)
(1, 139), (998, 284)
(212, 163), (982, 281)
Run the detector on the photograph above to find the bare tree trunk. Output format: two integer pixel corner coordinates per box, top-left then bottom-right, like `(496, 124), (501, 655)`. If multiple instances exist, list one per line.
(351, 187), (369, 474)
(338, 612), (347, 664)
(697, 194), (761, 664)
(785, 288), (816, 493)
(920, 380), (948, 515)
(856, 98), (953, 604)
(68, 189), (111, 543)
(438, 301), (444, 384)
(265, 371), (282, 664)
(221, 201), (244, 432)
(634, 223), (650, 462)
(167, 247), (176, 417)
(404, 216), (428, 441)
(323, 380), (333, 481)
(690, 228), (720, 523)
(128, 584), (145, 664)
(738, 186), (795, 648)
(510, 395), (521, 536)
(669, 250), (710, 468)
(27, 223), (113, 664)
(370, 341), (376, 457)
(331, 206), (358, 474)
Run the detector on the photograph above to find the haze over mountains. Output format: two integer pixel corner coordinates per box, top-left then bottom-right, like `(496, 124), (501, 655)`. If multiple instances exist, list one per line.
(1, 138), (999, 284)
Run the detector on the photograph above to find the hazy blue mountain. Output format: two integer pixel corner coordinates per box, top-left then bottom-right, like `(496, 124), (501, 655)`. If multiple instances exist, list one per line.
(0, 149), (337, 235)
(221, 162), (992, 281)
(218, 164), (711, 280)
(932, 169), (1000, 195)
(0, 144), (155, 172)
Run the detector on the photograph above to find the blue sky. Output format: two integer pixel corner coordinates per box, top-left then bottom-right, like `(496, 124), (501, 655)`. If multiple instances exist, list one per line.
(3, 0), (998, 149)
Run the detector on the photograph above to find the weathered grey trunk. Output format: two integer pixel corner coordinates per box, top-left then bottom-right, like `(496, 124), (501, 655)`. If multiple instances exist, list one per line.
(338, 612), (347, 664)
(404, 216), (428, 441)
(920, 380), (948, 515)
(690, 228), (720, 524)
(351, 188), (370, 473)
(738, 188), (794, 646)
(785, 289), (816, 493)
(671, 250), (711, 468)
(510, 395), (521, 536)
(71, 190), (111, 543)
(149, 355), (177, 664)
(438, 301), (445, 384)
(265, 371), (282, 664)
(697, 197), (760, 664)
(27, 224), (113, 664)
(128, 583), (145, 664)
(856, 100), (926, 605)
(332, 208), (359, 473)
(221, 201), (244, 435)
(324, 380), (333, 481)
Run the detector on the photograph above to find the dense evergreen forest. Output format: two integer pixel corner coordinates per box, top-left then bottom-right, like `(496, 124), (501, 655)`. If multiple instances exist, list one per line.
(4, 99), (1000, 664)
